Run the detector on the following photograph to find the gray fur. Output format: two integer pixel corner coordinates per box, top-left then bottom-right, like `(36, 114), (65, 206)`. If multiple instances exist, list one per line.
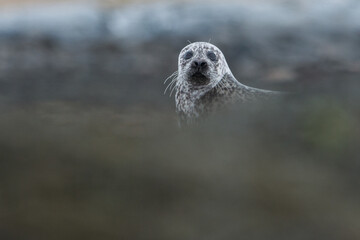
(170, 42), (278, 125)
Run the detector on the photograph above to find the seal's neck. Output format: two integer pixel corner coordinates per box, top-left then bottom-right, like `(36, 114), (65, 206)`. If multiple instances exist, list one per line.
(176, 80), (212, 101)
(216, 73), (242, 88)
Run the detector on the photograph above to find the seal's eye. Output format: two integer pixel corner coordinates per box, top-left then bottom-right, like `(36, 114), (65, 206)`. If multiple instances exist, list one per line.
(207, 51), (217, 61)
(184, 51), (193, 60)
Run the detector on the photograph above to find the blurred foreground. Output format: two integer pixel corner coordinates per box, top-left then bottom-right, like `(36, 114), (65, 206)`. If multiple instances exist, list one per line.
(1, 86), (360, 240)
(1, 1), (360, 240)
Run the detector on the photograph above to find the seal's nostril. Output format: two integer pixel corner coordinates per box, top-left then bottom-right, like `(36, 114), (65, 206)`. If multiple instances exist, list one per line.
(192, 60), (207, 69)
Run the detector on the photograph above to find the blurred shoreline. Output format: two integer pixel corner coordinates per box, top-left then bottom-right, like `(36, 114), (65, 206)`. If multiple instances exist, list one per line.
(0, 0), (359, 106)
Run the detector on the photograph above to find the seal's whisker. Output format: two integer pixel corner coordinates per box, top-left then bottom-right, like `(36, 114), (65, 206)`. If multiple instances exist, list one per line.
(164, 78), (177, 95)
(170, 79), (177, 90)
(167, 74), (177, 85)
(187, 40), (192, 44)
(164, 80), (175, 94)
(165, 71), (178, 83)
(169, 79), (176, 89)
(164, 71), (178, 84)
(169, 83), (177, 97)
(168, 81), (177, 97)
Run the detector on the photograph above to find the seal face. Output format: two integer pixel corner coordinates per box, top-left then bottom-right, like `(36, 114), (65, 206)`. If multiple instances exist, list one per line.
(167, 42), (278, 126)
(178, 42), (227, 89)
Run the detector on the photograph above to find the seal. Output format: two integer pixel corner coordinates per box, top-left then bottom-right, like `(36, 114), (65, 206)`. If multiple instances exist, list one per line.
(165, 42), (278, 125)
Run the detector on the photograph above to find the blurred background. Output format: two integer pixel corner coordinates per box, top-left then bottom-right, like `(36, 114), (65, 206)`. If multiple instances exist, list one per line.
(1, 0), (360, 239)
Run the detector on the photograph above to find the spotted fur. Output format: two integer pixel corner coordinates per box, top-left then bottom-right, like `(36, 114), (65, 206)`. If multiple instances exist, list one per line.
(173, 42), (277, 126)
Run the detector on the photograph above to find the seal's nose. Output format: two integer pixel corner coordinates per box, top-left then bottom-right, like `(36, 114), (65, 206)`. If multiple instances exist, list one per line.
(191, 60), (208, 70)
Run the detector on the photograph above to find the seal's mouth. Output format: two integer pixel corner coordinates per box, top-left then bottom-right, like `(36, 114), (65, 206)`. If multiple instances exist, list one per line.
(188, 71), (210, 86)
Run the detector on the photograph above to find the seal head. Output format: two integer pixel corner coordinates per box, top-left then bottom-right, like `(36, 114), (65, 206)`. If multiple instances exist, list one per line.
(178, 42), (231, 88)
